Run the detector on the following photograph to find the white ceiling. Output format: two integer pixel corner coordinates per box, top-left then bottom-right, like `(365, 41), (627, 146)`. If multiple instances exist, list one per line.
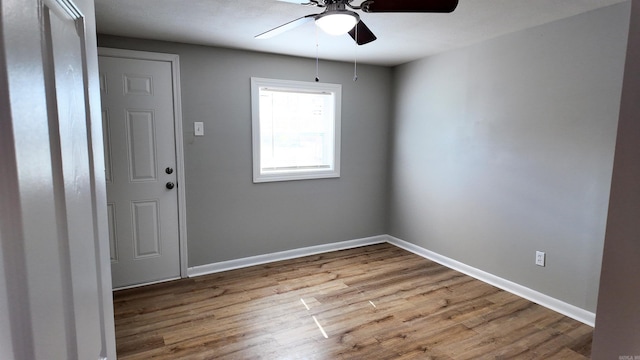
(94, 0), (627, 66)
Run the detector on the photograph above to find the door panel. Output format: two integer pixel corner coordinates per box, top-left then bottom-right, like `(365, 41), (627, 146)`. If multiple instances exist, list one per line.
(102, 109), (114, 183)
(127, 110), (158, 181)
(99, 55), (181, 288)
(107, 203), (118, 263)
(132, 200), (161, 258)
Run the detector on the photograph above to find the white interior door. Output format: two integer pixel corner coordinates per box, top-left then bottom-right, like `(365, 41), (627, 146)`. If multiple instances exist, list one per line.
(99, 53), (182, 288)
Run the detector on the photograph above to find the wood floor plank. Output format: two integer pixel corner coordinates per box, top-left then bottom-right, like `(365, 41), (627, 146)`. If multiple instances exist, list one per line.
(113, 243), (593, 359)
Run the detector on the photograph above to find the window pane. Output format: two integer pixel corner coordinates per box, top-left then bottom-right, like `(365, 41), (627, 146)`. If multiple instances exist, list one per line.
(251, 78), (341, 183)
(259, 89), (334, 171)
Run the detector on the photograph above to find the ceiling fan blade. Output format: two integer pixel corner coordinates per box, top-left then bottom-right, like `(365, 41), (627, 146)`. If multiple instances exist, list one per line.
(361, 0), (458, 13)
(348, 20), (377, 45)
(256, 14), (317, 39)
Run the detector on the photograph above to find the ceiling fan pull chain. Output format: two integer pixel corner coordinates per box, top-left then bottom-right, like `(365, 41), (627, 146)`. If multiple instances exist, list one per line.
(353, 22), (358, 82)
(315, 25), (320, 82)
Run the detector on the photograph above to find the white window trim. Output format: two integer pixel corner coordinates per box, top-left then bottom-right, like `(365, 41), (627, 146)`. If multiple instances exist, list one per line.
(251, 77), (342, 183)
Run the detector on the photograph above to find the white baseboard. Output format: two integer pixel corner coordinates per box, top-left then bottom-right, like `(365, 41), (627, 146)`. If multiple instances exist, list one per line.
(386, 235), (596, 327)
(187, 235), (387, 278)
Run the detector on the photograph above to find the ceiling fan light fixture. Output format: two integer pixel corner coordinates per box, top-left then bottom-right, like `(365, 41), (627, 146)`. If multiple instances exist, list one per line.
(315, 11), (359, 36)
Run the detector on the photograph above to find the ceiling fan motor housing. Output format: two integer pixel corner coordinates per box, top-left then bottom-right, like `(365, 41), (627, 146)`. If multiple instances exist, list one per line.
(316, 2), (360, 23)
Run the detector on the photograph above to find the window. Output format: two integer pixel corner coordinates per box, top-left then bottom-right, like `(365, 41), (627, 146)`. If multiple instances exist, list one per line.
(251, 77), (341, 183)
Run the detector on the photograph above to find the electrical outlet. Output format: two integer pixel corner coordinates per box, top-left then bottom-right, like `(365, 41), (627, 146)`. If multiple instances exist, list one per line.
(535, 251), (546, 267)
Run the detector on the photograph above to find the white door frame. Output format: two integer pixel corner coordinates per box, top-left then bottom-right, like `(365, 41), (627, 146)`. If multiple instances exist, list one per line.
(98, 47), (188, 280)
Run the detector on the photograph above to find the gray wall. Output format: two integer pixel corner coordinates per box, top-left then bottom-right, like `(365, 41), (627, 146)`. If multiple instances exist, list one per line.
(98, 36), (392, 267)
(388, 2), (630, 312)
(593, 0), (640, 356)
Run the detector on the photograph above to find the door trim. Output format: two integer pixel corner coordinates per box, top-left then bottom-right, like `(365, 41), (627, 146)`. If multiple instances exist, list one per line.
(98, 47), (188, 280)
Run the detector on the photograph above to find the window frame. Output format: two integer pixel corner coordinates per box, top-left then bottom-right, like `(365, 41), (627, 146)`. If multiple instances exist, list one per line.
(251, 77), (342, 183)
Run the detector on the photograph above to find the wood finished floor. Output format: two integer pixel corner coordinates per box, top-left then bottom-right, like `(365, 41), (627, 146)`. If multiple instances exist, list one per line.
(113, 243), (592, 359)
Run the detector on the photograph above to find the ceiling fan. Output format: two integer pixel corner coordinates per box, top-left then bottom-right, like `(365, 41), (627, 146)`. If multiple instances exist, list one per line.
(256, 0), (459, 45)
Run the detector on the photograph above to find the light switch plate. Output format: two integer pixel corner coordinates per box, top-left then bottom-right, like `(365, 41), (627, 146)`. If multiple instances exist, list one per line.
(194, 122), (204, 136)
(535, 251), (546, 267)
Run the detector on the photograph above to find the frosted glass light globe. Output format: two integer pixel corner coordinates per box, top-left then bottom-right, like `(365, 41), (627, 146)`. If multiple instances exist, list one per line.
(315, 12), (358, 36)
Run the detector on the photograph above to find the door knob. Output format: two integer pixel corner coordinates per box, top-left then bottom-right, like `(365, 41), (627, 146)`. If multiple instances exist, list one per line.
(166, 182), (175, 190)
(165, 167), (174, 174)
